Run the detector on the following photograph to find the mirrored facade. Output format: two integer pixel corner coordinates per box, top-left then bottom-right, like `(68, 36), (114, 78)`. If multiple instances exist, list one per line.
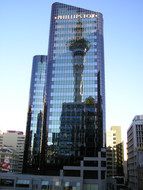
(23, 55), (47, 173)
(23, 3), (105, 177)
(44, 2), (105, 174)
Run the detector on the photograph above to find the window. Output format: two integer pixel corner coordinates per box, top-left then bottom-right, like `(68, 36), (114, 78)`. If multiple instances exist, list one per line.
(101, 161), (106, 167)
(83, 184), (99, 190)
(83, 170), (98, 179)
(101, 171), (106, 179)
(64, 170), (80, 177)
(16, 179), (30, 188)
(84, 161), (98, 167)
(0, 179), (14, 187)
(101, 151), (106, 157)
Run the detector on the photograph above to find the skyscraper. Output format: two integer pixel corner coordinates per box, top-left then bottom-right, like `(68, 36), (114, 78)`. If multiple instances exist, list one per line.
(44, 1), (105, 168)
(23, 55), (47, 173)
(23, 2), (106, 188)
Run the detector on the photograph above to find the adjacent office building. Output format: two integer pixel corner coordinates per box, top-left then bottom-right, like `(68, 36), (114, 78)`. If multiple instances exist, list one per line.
(0, 146), (18, 172)
(127, 115), (143, 190)
(23, 2), (106, 189)
(137, 157), (143, 190)
(106, 126), (124, 177)
(107, 126), (122, 147)
(0, 130), (25, 173)
(23, 55), (47, 173)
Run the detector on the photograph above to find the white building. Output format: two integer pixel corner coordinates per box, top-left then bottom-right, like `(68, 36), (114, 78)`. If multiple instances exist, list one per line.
(127, 115), (143, 190)
(0, 131), (25, 173)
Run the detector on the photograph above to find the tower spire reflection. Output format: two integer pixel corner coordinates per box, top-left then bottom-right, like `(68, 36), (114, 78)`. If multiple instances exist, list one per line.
(69, 19), (90, 102)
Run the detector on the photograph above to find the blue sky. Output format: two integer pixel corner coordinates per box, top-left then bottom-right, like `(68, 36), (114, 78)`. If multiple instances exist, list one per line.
(0, 0), (143, 151)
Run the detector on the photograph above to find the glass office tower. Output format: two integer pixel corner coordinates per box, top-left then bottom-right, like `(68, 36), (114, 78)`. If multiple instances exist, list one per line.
(42, 2), (105, 174)
(23, 55), (47, 173)
(23, 4), (106, 182)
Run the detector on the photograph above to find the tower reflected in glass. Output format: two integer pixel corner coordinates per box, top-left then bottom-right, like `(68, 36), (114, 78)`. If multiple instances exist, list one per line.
(44, 2), (105, 174)
(23, 2), (105, 176)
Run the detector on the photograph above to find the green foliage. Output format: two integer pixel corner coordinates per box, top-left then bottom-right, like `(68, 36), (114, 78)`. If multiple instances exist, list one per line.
(69, 38), (90, 52)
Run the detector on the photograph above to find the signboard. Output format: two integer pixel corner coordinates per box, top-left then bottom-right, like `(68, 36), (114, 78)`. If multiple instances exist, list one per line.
(55, 14), (97, 20)
(1, 157), (11, 172)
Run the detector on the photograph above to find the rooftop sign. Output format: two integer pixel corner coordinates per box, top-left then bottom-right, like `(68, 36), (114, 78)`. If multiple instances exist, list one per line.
(54, 14), (97, 20)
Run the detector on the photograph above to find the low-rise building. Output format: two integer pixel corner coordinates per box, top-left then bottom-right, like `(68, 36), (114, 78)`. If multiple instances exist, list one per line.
(0, 148), (106, 189)
(107, 176), (127, 190)
(0, 131), (25, 173)
(106, 126), (124, 177)
(0, 147), (18, 172)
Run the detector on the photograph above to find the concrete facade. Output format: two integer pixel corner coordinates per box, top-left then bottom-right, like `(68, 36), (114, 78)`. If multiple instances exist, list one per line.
(127, 115), (143, 190)
(106, 126), (124, 177)
(0, 149), (106, 190)
(0, 131), (25, 173)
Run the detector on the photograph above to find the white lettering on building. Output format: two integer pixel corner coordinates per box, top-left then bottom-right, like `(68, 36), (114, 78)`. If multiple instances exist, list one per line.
(54, 14), (97, 20)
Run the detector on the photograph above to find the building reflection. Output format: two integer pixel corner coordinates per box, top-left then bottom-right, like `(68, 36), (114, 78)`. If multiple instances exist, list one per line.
(23, 3), (105, 179)
(59, 97), (97, 161)
(23, 55), (47, 174)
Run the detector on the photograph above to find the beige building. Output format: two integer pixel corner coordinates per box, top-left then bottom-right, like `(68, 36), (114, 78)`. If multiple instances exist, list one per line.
(107, 126), (122, 147)
(106, 126), (124, 177)
(0, 131), (25, 173)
